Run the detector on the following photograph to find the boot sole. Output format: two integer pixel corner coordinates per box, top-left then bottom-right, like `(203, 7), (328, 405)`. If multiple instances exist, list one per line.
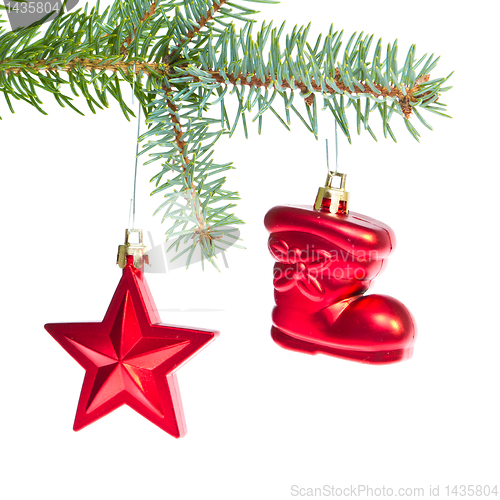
(271, 326), (414, 365)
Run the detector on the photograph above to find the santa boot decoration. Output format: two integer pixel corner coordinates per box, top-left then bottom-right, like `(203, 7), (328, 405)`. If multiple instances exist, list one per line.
(264, 172), (416, 364)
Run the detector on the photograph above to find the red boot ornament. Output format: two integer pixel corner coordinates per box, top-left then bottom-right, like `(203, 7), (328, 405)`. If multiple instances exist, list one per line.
(265, 172), (416, 364)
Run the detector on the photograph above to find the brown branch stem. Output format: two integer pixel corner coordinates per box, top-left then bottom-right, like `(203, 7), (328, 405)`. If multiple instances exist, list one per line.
(185, 0), (227, 40)
(0, 58), (168, 76)
(164, 89), (209, 240)
(205, 69), (430, 119)
(0, 57), (429, 118)
(159, 0), (228, 245)
(121, 1), (159, 54)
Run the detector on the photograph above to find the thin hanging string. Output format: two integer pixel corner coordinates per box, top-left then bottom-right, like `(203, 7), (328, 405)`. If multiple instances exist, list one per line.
(325, 138), (330, 172)
(128, 199), (133, 228)
(325, 121), (339, 174)
(132, 106), (141, 229)
(128, 63), (141, 229)
(334, 120), (339, 174)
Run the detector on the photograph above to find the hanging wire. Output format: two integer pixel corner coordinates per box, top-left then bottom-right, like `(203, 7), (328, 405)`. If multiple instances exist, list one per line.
(334, 120), (339, 174)
(325, 138), (330, 172)
(325, 121), (340, 174)
(132, 106), (141, 229)
(129, 63), (141, 229)
(128, 198), (133, 228)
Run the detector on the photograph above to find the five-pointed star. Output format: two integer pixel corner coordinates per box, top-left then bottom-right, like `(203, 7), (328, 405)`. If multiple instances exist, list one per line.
(45, 259), (218, 437)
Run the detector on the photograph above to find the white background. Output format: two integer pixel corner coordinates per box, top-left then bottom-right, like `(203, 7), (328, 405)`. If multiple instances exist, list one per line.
(1, 1), (499, 499)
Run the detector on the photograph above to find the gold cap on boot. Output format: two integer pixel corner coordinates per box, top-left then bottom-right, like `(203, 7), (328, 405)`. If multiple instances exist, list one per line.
(314, 171), (349, 214)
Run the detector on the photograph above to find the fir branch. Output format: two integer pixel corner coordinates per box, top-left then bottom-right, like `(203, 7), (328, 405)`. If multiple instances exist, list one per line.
(144, 83), (241, 268)
(184, 0), (227, 40)
(1, 58), (168, 75)
(0, 0), (452, 268)
(202, 68), (434, 119)
(120, 0), (160, 55)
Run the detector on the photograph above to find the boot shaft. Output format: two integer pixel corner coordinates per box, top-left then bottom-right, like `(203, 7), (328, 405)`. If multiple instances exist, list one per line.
(265, 205), (396, 312)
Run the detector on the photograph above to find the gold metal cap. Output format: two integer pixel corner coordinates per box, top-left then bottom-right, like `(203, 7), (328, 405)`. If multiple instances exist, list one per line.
(314, 171), (349, 214)
(117, 229), (149, 269)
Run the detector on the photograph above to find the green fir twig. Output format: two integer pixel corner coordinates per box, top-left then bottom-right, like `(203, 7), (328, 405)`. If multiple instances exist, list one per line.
(0, 0), (452, 268)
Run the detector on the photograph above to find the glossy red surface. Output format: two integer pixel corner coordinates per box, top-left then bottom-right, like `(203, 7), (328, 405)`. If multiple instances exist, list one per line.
(320, 197), (332, 212)
(337, 199), (348, 215)
(45, 255), (218, 437)
(265, 205), (416, 364)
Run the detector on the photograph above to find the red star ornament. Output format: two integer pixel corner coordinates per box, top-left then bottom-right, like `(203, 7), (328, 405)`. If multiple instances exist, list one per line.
(45, 256), (218, 437)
